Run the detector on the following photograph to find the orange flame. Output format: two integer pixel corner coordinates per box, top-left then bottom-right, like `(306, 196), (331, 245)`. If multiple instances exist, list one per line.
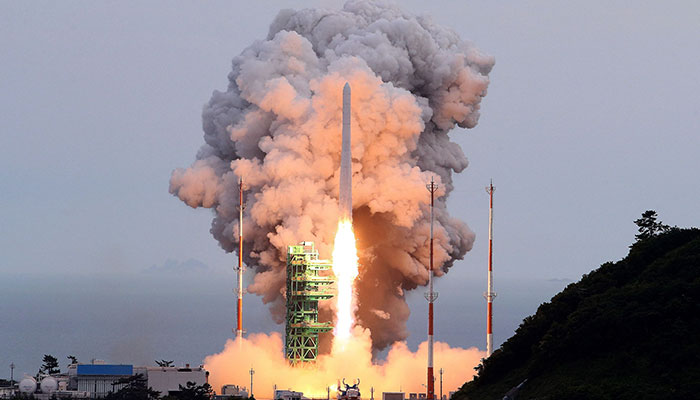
(332, 219), (359, 344)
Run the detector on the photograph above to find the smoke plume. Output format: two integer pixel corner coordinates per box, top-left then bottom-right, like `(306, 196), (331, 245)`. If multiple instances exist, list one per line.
(204, 329), (484, 398)
(170, 0), (493, 350)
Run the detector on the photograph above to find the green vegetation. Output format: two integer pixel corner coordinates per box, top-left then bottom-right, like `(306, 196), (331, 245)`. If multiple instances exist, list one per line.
(104, 375), (214, 400)
(634, 210), (670, 242)
(155, 360), (175, 367)
(104, 374), (161, 400)
(161, 381), (214, 400)
(455, 214), (700, 400)
(39, 355), (60, 375)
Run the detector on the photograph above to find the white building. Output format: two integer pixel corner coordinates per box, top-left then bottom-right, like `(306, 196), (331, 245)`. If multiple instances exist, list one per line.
(4, 362), (210, 398)
(382, 392), (405, 400)
(138, 365), (208, 397)
(221, 384), (249, 397)
(275, 389), (305, 400)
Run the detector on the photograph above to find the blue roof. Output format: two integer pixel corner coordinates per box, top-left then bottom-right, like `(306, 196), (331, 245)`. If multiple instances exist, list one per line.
(77, 364), (133, 376)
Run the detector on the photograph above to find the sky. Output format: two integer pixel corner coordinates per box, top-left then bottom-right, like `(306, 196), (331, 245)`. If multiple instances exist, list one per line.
(1, 0), (699, 381)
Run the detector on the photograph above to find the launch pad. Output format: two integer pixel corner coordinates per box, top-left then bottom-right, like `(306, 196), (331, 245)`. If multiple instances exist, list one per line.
(285, 242), (335, 365)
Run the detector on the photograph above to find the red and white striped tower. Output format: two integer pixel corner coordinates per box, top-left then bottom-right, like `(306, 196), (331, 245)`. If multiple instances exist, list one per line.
(236, 178), (245, 340)
(484, 180), (497, 356)
(425, 177), (439, 400)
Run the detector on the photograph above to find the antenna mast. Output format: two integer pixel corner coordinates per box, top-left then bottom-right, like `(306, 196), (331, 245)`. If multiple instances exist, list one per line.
(484, 180), (497, 357)
(425, 177), (439, 400)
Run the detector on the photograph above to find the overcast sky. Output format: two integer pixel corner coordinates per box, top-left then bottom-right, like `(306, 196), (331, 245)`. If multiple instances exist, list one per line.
(2, 0), (699, 378)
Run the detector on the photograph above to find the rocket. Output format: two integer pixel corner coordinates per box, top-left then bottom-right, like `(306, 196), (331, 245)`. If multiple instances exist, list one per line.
(339, 82), (352, 220)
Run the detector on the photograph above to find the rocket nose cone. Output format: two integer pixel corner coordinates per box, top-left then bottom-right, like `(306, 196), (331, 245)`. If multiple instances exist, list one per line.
(343, 82), (351, 94)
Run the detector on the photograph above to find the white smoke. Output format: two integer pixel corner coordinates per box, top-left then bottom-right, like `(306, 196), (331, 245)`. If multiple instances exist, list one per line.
(170, 0), (493, 351)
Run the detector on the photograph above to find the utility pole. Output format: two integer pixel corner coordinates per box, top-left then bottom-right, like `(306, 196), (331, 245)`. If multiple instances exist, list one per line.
(10, 363), (14, 387)
(249, 367), (255, 397)
(439, 368), (443, 400)
(484, 180), (497, 357)
(236, 178), (246, 340)
(425, 177), (439, 400)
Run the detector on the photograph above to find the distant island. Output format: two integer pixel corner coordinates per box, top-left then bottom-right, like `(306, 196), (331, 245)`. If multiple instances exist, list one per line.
(455, 212), (700, 399)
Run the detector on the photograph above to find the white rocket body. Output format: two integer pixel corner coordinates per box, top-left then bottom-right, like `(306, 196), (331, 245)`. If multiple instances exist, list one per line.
(339, 82), (352, 220)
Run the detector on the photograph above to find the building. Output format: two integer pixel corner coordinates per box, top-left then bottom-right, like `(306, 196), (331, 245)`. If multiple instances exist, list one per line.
(2, 362), (209, 399)
(275, 389), (305, 400)
(73, 364), (133, 395)
(221, 384), (249, 398)
(285, 241), (334, 365)
(140, 365), (208, 397)
(382, 392), (405, 400)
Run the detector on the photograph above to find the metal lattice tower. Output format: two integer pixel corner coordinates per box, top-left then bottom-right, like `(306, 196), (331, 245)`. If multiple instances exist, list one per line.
(285, 242), (334, 365)
(425, 177), (439, 400)
(484, 180), (497, 357)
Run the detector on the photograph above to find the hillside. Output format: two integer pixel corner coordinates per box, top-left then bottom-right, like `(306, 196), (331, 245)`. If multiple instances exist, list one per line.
(455, 227), (700, 400)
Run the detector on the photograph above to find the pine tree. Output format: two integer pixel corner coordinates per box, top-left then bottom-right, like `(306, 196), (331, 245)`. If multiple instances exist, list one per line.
(634, 210), (670, 241)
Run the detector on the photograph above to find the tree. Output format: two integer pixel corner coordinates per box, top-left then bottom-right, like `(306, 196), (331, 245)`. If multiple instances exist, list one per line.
(634, 210), (670, 241)
(40, 355), (60, 375)
(67, 355), (78, 365)
(104, 374), (160, 400)
(162, 381), (213, 400)
(473, 362), (484, 376)
(156, 360), (174, 367)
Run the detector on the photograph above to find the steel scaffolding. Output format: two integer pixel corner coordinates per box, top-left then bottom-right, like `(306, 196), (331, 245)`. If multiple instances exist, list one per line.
(285, 242), (334, 365)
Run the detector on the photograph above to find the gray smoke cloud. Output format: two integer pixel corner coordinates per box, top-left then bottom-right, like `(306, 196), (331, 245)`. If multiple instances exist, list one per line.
(170, 0), (493, 351)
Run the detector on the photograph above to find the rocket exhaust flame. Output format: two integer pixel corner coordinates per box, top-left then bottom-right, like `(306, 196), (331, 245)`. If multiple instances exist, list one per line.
(332, 219), (358, 343)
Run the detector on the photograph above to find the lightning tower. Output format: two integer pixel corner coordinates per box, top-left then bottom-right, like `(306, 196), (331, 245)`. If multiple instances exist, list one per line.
(484, 180), (497, 356)
(236, 178), (245, 340)
(425, 177), (439, 400)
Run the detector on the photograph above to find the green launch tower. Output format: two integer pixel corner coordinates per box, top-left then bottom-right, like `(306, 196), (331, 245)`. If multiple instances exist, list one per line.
(285, 241), (334, 365)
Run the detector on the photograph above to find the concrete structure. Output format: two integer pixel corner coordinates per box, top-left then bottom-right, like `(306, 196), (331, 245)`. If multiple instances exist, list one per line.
(0, 387), (16, 399)
(142, 365), (208, 397)
(382, 392), (405, 400)
(222, 384), (249, 398)
(285, 242), (334, 365)
(74, 364), (133, 395)
(275, 389), (304, 400)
